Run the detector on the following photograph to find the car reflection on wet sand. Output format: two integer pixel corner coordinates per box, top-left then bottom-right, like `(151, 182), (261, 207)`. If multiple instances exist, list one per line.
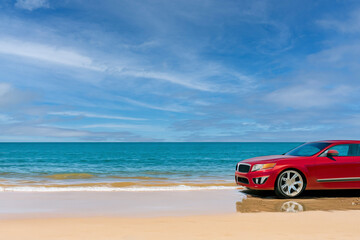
(236, 189), (360, 213)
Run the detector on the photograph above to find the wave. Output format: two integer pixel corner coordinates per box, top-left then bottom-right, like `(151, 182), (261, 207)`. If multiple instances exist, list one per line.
(110, 176), (169, 180)
(0, 185), (240, 192)
(44, 173), (95, 179)
(43, 174), (169, 180)
(0, 182), (240, 192)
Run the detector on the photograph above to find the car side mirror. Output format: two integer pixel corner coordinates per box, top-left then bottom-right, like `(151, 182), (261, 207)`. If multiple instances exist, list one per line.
(327, 150), (339, 157)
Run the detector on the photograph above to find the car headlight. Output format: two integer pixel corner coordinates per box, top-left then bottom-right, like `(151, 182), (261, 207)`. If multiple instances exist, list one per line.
(251, 163), (276, 172)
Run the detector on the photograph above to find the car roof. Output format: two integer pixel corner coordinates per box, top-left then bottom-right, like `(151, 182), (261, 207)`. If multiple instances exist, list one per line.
(310, 140), (360, 144)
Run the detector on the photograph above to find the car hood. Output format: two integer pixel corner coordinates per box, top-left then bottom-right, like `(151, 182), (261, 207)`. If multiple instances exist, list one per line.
(241, 155), (298, 163)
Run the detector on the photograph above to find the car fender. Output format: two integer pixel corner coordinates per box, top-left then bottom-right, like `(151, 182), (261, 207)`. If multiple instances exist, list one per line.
(275, 165), (309, 185)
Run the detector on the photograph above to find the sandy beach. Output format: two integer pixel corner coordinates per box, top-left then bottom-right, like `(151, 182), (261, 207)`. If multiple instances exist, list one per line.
(0, 189), (359, 240)
(1, 211), (360, 240)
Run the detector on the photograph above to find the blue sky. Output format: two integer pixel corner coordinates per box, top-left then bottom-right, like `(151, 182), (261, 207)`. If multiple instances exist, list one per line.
(0, 0), (359, 141)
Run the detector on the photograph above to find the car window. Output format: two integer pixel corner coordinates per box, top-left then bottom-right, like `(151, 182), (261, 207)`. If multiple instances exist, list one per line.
(294, 145), (323, 156)
(285, 142), (330, 156)
(327, 144), (349, 156)
(325, 144), (360, 156)
(349, 144), (360, 156)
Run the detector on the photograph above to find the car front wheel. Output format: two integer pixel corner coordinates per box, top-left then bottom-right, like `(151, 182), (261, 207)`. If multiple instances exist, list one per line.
(275, 170), (305, 198)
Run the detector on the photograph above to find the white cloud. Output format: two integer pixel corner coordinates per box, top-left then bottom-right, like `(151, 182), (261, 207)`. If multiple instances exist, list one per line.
(266, 84), (352, 109)
(0, 82), (35, 108)
(118, 64), (255, 93)
(119, 96), (188, 113)
(49, 111), (145, 121)
(308, 44), (360, 68)
(0, 38), (105, 71)
(0, 114), (15, 123)
(0, 83), (11, 96)
(0, 37), (251, 92)
(317, 9), (360, 33)
(121, 70), (218, 92)
(2, 125), (90, 138)
(15, 0), (49, 11)
(80, 123), (165, 132)
(0, 124), (161, 141)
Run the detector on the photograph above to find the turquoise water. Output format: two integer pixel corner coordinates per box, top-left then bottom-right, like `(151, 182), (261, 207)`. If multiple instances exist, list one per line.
(0, 142), (301, 191)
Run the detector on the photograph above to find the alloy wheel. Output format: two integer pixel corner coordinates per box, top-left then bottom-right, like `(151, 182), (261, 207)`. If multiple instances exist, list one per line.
(276, 170), (305, 198)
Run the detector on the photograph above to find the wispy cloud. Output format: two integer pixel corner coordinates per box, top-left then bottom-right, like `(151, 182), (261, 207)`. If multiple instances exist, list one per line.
(119, 96), (188, 113)
(0, 82), (11, 96)
(80, 123), (166, 132)
(0, 38), (105, 71)
(266, 84), (353, 109)
(0, 114), (16, 123)
(15, 0), (49, 11)
(120, 70), (219, 92)
(0, 124), (161, 141)
(0, 36), (250, 93)
(2, 125), (89, 138)
(0, 82), (35, 109)
(317, 9), (360, 33)
(307, 44), (360, 70)
(49, 111), (145, 121)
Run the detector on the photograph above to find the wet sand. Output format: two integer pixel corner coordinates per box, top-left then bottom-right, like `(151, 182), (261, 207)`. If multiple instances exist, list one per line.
(0, 189), (359, 239)
(237, 189), (360, 213)
(0, 189), (244, 218)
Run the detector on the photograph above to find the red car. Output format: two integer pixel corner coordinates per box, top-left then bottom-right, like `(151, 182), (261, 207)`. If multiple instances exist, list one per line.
(235, 140), (360, 198)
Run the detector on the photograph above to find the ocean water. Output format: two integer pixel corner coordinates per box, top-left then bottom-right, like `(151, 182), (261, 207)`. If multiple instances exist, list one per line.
(0, 142), (301, 192)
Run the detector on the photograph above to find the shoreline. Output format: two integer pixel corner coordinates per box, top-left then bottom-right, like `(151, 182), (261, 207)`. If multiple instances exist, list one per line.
(0, 183), (238, 192)
(0, 189), (359, 218)
(0, 189), (245, 219)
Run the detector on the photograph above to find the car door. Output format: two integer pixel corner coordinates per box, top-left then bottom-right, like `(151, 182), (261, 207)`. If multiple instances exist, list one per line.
(350, 144), (360, 189)
(311, 144), (360, 189)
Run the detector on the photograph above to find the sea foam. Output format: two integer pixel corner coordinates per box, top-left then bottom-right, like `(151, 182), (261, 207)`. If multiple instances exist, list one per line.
(0, 185), (241, 192)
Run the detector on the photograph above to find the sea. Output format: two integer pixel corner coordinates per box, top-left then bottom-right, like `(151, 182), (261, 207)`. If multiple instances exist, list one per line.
(0, 142), (301, 192)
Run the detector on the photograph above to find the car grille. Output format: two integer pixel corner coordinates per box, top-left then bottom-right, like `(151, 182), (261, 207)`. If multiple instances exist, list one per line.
(236, 176), (249, 184)
(237, 164), (250, 173)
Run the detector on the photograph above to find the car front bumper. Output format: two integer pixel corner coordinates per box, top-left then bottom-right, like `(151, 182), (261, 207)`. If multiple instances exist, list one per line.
(235, 169), (277, 190)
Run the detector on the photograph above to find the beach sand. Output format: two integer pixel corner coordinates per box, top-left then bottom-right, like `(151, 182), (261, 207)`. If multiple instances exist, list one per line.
(1, 211), (359, 240)
(0, 189), (359, 240)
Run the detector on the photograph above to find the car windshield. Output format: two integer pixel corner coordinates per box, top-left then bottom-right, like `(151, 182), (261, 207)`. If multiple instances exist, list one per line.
(285, 142), (331, 156)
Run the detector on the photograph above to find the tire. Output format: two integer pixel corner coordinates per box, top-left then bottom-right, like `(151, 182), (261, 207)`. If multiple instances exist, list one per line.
(275, 170), (306, 198)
